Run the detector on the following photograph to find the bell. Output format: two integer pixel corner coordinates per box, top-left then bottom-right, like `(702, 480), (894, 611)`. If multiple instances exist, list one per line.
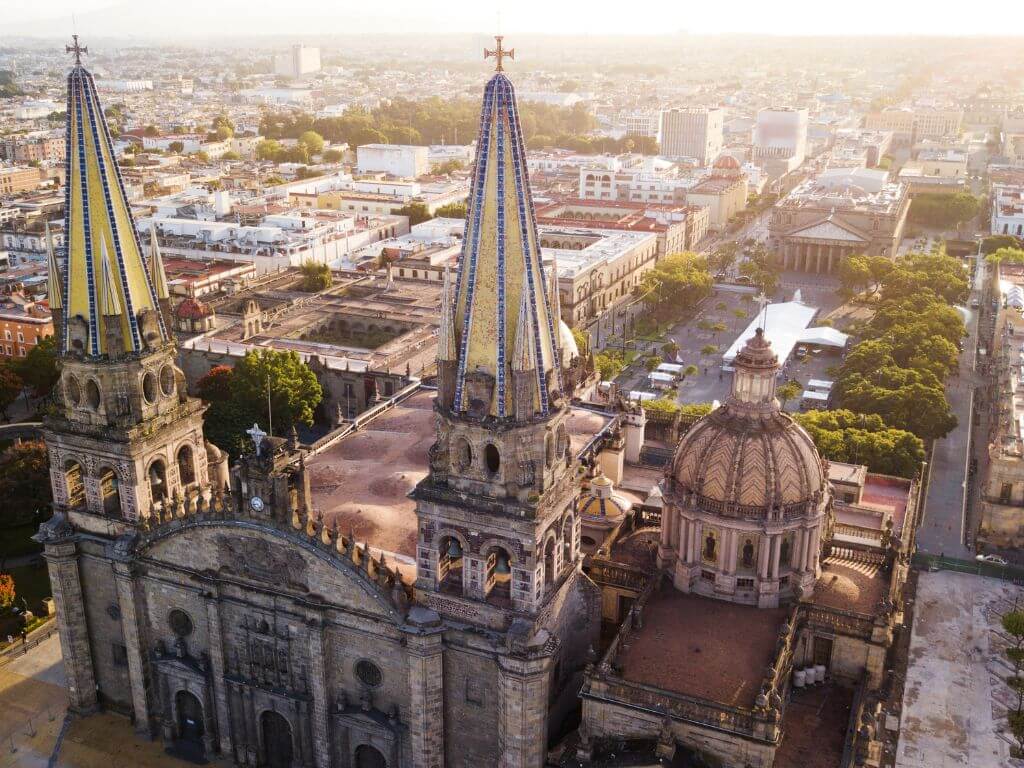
(446, 538), (462, 558)
(495, 554), (511, 575)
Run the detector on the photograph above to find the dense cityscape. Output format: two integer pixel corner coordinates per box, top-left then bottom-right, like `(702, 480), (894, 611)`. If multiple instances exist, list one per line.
(0, 19), (1023, 768)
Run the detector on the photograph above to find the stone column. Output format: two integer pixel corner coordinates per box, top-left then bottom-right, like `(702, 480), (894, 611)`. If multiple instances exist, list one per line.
(403, 610), (446, 768)
(691, 521), (703, 564)
(795, 529), (807, 573)
(757, 536), (770, 579)
(805, 526), (819, 571)
(305, 618), (331, 768)
(816, 245), (823, 274)
(43, 538), (98, 714)
(681, 519), (692, 564)
(498, 650), (553, 768)
(660, 509), (672, 551)
(113, 562), (151, 736)
(204, 594), (233, 756)
(769, 535), (782, 579)
(726, 530), (737, 574)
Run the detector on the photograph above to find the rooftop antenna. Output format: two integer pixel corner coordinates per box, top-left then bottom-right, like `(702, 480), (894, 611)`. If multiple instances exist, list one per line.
(755, 292), (770, 331)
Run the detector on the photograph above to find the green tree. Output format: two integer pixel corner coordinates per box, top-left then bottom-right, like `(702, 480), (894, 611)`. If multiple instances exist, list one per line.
(701, 344), (718, 356)
(322, 148), (344, 163)
(298, 130), (325, 155)
(1004, 609), (1024, 755)
(594, 351), (624, 380)
(434, 202), (468, 219)
(168, 140), (184, 154)
(432, 160), (465, 176)
(571, 328), (589, 357)
(256, 138), (283, 161)
(645, 355), (664, 372)
(986, 247), (1024, 265)
(143, 124), (159, 137)
(982, 235), (1023, 254)
(881, 252), (969, 305)
(0, 574), (14, 612)
(908, 192), (980, 230)
(300, 261), (332, 292)
(211, 114), (235, 137)
(638, 252), (712, 323)
(683, 364), (699, 378)
(662, 340), (680, 359)
(0, 365), (23, 420)
(396, 203), (431, 226)
(777, 380), (802, 408)
(794, 409), (925, 478)
(709, 241), (740, 274)
(738, 242), (779, 295)
(0, 440), (52, 528)
(12, 336), (60, 398)
(221, 150), (241, 161)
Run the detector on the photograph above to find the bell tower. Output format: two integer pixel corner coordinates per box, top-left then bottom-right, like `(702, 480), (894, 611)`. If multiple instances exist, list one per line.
(38, 40), (222, 719)
(413, 61), (581, 629)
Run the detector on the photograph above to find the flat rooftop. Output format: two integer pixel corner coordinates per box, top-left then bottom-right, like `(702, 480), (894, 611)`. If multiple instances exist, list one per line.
(307, 390), (613, 561)
(616, 585), (788, 709)
(774, 684), (854, 768)
(813, 554), (888, 615)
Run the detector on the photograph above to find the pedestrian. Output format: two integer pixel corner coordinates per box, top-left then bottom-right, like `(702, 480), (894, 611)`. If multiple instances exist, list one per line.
(5, 635), (11, 646)
(20, 631), (27, 646)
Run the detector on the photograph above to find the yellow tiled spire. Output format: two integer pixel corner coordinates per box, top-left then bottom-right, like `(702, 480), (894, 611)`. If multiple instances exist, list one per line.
(452, 62), (561, 418)
(45, 222), (61, 311)
(148, 224), (170, 302)
(62, 41), (167, 357)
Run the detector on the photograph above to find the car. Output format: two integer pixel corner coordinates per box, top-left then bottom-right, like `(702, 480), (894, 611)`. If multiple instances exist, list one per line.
(970, 298), (980, 308)
(976, 554), (1008, 566)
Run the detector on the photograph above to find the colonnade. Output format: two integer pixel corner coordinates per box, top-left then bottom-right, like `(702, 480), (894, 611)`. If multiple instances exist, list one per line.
(779, 241), (860, 274)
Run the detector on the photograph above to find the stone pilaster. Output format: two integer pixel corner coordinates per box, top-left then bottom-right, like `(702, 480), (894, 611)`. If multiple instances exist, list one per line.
(43, 538), (98, 714)
(113, 561), (151, 735)
(205, 592), (233, 756)
(402, 608), (446, 768)
(498, 649), (553, 768)
(306, 617), (331, 768)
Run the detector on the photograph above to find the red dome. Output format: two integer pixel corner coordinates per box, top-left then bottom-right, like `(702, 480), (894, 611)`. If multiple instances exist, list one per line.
(175, 297), (212, 320)
(713, 154), (741, 170)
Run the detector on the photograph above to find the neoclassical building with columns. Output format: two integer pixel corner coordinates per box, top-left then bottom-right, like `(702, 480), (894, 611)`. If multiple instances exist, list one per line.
(770, 167), (911, 274)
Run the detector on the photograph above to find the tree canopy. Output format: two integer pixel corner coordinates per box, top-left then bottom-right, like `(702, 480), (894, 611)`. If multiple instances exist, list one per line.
(300, 261), (332, 292)
(837, 254), (893, 298)
(0, 440), (52, 528)
(197, 351), (322, 457)
(908, 192), (980, 230)
(0, 364), (23, 419)
(395, 203), (432, 226)
(12, 335), (60, 399)
(794, 409), (925, 478)
(986, 247), (1024, 265)
(638, 252), (712, 323)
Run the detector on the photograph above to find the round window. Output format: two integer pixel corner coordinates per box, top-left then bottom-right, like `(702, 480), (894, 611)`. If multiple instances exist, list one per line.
(142, 372), (158, 404)
(355, 659), (382, 688)
(454, 438), (472, 472)
(159, 365), (176, 397)
(484, 443), (500, 474)
(168, 609), (194, 638)
(66, 375), (81, 406)
(86, 379), (101, 409)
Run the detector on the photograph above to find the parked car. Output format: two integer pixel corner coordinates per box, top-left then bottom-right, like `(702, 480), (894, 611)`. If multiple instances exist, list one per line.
(976, 554), (1008, 566)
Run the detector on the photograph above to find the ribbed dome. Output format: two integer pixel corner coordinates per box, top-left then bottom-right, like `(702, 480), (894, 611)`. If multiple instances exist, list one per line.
(670, 328), (826, 512)
(671, 407), (824, 509)
(577, 471), (632, 521)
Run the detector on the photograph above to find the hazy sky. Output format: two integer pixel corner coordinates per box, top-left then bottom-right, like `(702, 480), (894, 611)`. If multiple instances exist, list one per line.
(5, 0), (1022, 38)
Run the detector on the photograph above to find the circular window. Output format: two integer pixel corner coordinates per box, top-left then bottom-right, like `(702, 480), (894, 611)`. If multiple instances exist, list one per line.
(454, 438), (472, 472)
(85, 379), (101, 409)
(355, 659), (382, 688)
(159, 365), (176, 397)
(484, 443), (500, 474)
(66, 376), (81, 406)
(168, 609), (194, 638)
(142, 372), (158, 404)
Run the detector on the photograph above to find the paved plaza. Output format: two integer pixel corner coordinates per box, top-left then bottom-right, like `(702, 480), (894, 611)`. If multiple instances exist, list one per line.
(897, 570), (1023, 768)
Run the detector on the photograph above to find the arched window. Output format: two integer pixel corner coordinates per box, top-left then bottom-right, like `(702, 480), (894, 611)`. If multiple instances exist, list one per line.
(543, 537), (557, 586)
(484, 546), (512, 605)
(177, 444), (196, 486)
(355, 745), (388, 768)
(562, 514), (576, 564)
(438, 535), (464, 595)
(99, 467), (120, 517)
(65, 460), (85, 509)
(149, 459), (168, 502)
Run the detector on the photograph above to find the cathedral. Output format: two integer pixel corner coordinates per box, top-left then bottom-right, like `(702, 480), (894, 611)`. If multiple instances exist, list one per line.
(38, 37), (915, 768)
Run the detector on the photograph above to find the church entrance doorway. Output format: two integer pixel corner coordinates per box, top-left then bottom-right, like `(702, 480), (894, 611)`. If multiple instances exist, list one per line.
(355, 744), (388, 768)
(260, 710), (294, 768)
(812, 636), (834, 668)
(175, 690), (205, 752)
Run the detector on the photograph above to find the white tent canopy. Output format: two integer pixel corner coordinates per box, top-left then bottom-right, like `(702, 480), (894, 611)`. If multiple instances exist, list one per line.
(723, 301), (819, 365)
(797, 327), (849, 348)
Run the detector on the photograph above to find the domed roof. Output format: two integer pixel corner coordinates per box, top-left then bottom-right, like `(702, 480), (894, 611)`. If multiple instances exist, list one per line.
(713, 153), (741, 171)
(175, 297), (212, 320)
(578, 470), (632, 521)
(558, 319), (580, 363)
(670, 328), (826, 511)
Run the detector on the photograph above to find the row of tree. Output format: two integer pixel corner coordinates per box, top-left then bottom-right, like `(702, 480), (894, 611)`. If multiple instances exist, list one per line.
(908, 192), (980, 230)
(832, 252), (967, 442)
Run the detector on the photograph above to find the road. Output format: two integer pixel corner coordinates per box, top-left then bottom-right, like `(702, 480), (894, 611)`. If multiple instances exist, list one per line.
(915, 252), (985, 558)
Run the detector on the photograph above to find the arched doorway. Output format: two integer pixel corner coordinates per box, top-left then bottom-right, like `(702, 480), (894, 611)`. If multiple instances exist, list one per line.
(260, 710), (293, 768)
(175, 690), (204, 752)
(355, 744), (388, 768)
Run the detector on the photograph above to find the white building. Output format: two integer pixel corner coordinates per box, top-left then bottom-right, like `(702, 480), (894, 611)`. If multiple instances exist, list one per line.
(94, 80), (153, 93)
(992, 183), (1024, 237)
(754, 108), (809, 167)
(622, 112), (661, 141)
(660, 108), (724, 164)
(273, 45), (321, 79)
(356, 144), (429, 179)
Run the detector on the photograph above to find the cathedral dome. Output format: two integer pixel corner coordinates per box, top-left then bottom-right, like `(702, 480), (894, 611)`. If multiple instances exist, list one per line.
(577, 471), (632, 522)
(713, 153), (741, 171)
(670, 329), (825, 512)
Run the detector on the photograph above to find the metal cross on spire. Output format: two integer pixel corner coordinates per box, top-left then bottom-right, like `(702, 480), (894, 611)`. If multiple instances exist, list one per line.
(755, 292), (771, 330)
(66, 34), (88, 66)
(484, 35), (514, 72)
(246, 422), (267, 456)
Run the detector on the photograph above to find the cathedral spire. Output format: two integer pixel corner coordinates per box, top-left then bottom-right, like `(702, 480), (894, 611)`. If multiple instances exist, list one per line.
(148, 224), (170, 301)
(62, 37), (168, 357)
(45, 222), (62, 312)
(451, 54), (561, 419)
(512, 286), (537, 373)
(437, 266), (456, 362)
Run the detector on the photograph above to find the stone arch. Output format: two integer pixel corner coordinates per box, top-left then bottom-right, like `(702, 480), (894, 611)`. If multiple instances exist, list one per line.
(173, 689), (205, 749)
(482, 542), (513, 604)
(147, 457), (169, 502)
(542, 531), (558, 586)
(98, 465), (121, 517)
(354, 743), (388, 768)
(64, 459), (86, 508)
(435, 529), (468, 596)
(176, 442), (196, 486)
(560, 511), (577, 564)
(259, 708), (294, 768)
